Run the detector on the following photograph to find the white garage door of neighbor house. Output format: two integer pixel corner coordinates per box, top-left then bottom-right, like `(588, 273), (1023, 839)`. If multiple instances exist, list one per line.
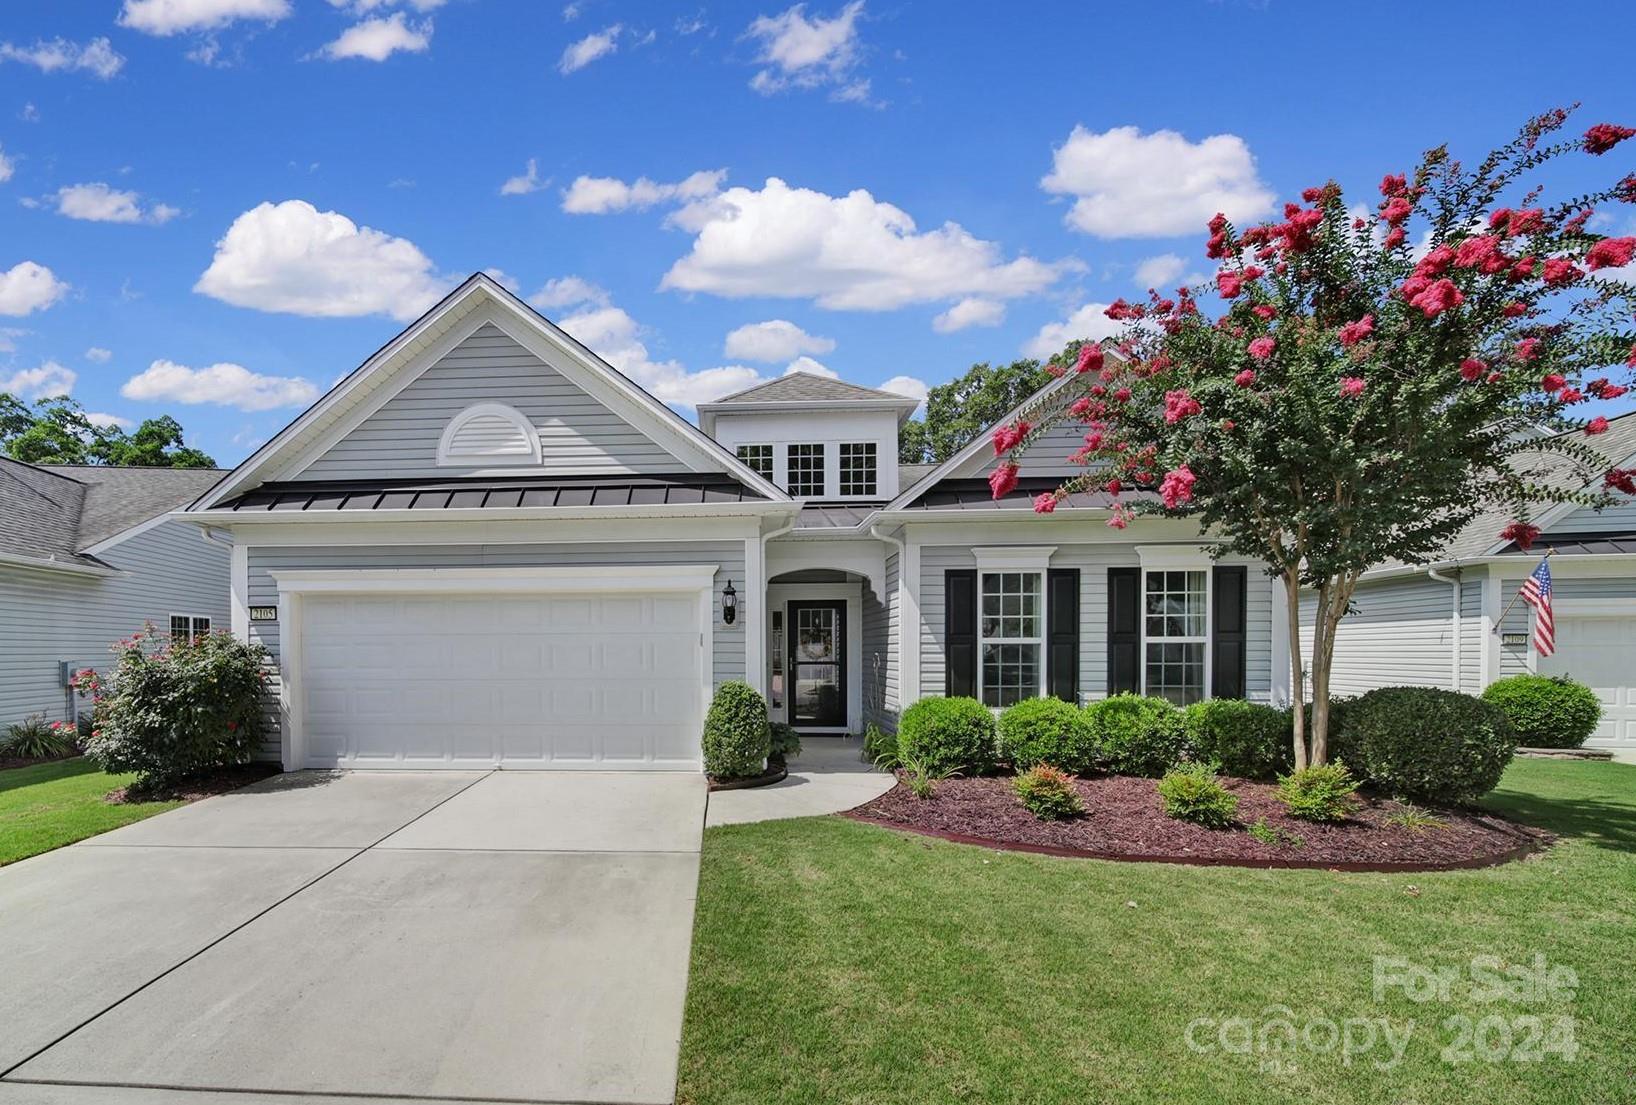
(1539, 615), (1636, 758)
(299, 592), (705, 769)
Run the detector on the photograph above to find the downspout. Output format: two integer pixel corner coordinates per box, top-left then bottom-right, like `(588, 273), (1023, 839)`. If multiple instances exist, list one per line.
(1427, 566), (1461, 692)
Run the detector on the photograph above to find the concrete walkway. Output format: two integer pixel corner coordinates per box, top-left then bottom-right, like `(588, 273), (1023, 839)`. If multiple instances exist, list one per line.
(705, 737), (895, 826)
(0, 770), (706, 1105)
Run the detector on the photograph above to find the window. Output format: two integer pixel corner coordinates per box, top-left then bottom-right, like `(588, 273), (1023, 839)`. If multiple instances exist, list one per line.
(839, 442), (878, 496)
(1144, 570), (1207, 704)
(787, 443), (825, 497)
(979, 571), (1042, 707)
(169, 614), (211, 643)
(736, 444), (773, 480)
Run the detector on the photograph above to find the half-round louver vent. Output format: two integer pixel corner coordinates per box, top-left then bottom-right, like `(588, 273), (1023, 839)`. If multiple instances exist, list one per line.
(436, 403), (541, 466)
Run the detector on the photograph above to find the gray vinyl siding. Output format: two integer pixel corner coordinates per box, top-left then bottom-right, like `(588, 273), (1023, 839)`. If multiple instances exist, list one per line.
(245, 541), (744, 760)
(917, 544), (1274, 705)
(1498, 573), (1636, 678)
(1460, 569), (1486, 694)
(955, 421), (1093, 479)
(862, 551), (899, 732)
(0, 520), (231, 727)
(298, 323), (684, 480)
(1547, 494), (1636, 534)
(1301, 573), (1462, 696)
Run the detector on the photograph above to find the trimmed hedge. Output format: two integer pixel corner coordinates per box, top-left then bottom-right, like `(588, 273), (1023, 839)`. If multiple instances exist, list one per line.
(702, 681), (770, 778)
(1334, 686), (1516, 805)
(1086, 693), (1187, 777)
(1481, 674), (1601, 749)
(996, 697), (1096, 774)
(1182, 699), (1293, 780)
(898, 696), (996, 775)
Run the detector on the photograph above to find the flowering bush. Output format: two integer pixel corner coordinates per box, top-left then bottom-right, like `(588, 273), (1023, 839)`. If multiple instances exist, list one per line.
(76, 627), (267, 785)
(1002, 107), (1636, 768)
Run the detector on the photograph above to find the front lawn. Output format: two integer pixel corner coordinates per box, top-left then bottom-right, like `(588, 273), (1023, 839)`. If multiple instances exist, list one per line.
(0, 758), (185, 866)
(678, 759), (1635, 1105)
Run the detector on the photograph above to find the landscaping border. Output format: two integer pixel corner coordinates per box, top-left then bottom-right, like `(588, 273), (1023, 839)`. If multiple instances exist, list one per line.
(707, 766), (789, 792)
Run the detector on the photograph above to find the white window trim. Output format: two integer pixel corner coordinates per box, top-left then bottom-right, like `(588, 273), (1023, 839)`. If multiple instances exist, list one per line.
(839, 441), (879, 497)
(1139, 566), (1211, 702)
(736, 442), (775, 481)
(976, 566), (1052, 710)
(168, 613), (212, 641)
(973, 546), (1056, 573)
(435, 401), (542, 468)
(786, 442), (827, 499)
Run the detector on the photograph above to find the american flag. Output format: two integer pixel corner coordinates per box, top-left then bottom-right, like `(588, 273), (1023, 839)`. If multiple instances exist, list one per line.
(1519, 556), (1555, 657)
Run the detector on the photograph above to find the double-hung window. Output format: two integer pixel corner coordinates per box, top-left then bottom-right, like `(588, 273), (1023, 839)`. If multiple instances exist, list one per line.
(736, 444), (773, 480)
(978, 570), (1043, 708)
(786, 443), (825, 497)
(839, 442), (877, 496)
(169, 614), (211, 643)
(1143, 570), (1207, 704)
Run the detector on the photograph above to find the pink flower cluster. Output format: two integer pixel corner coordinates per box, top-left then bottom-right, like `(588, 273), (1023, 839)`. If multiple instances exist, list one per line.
(1584, 123), (1636, 155)
(1076, 344), (1105, 374)
(1501, 521), (1542, 550)
(1338, 315), (1374, 347)
(1587, 237), (1636, 271)
(991, 421), (1030, 455)
(1339, 376), (1367, 398)
(1159, 465), (1196, 509)
(1248, 337), (1275, 360)
(989, 463), (1019, 499)
(1163, 389), (1201, 423)
(1607, 469), (1636, 495)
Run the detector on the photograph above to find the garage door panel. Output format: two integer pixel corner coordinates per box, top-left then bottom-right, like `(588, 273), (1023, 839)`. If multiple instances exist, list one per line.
(1539, 615), (1636, 753)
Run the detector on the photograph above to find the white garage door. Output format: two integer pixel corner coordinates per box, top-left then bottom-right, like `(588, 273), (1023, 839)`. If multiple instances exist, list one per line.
(298, 591), (705, 769)
(1539, 615), (1636, 759)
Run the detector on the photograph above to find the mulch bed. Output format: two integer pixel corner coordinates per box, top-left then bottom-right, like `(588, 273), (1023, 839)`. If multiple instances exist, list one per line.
(104, 762), (283, 805)
(708, 764), (789, 792)
(847, 774), (1553, 872)
(0, 751), (78, 772)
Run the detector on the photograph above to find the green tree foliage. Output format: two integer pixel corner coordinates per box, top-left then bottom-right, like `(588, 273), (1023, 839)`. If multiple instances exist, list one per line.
(898, 358), (1054, 463)
(0, 394), (215, 468)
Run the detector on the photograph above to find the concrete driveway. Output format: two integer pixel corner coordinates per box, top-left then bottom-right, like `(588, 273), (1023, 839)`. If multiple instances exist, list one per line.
(0, 770), (706, 1105)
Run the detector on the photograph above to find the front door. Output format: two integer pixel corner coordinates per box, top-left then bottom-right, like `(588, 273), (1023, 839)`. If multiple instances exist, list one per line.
(787, 601), (846, 728)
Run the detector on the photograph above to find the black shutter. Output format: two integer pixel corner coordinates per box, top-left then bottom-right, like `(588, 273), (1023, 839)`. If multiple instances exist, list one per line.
(945, 569), (978, 698)
(1107, 567), (1141, 694)
(1047, 569), (1080, 702)
(1211, 565), (1248, 700)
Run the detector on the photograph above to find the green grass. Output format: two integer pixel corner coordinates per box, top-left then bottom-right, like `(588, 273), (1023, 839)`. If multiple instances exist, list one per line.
(678, 759), (1636, 1105)
(0, 758), (185, 865)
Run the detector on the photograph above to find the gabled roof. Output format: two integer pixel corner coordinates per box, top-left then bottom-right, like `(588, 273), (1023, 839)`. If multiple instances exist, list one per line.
(707, 372), (919, 406)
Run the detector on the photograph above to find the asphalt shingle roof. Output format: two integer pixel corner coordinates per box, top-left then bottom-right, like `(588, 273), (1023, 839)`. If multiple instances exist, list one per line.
(0, 460), (225, 568)
(708, 372), (919, 405)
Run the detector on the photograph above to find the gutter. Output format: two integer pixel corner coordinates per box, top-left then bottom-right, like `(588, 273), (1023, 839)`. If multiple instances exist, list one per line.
(177, 500), (798, 525)
(1426, 567), (1462, 691)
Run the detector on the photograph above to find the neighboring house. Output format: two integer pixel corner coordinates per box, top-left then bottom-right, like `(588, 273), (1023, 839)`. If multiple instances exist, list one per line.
(178, 273), (1287, 772)
(1300, 412), (1636, 762)
(0, 460), (231, 729)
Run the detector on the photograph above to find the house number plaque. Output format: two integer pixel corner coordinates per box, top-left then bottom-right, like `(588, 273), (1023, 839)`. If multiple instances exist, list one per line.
(249, 607), (278, 622)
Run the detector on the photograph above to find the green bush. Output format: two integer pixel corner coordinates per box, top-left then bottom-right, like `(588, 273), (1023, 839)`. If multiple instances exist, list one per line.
(768, 721), (802, 765)
(897, 696), (996, 776)
(1335, 686), (1516, 805)
(77, 628), (266, 785)
(996, 697), (1096, 773)
(1182, 699), (1293, 780)
(700, 681), (770, 778)
(1086, 694), (1187, 777)
(1481, 674), (1601, 749)
(1155, 762), (1239, 828)
(1012, 764), (1085, 821)
(1276, 763), (1359, 822)
(1, 714), (76, 760)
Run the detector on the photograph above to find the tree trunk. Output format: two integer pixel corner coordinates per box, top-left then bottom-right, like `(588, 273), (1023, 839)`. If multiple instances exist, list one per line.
(1284, 571), (1309, 772)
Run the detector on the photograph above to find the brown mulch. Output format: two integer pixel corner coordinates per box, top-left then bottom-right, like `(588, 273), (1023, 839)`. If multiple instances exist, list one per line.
(848, 774), (1554, 871)
(0, 751), (79, 772)
(104, 762), (283, 805)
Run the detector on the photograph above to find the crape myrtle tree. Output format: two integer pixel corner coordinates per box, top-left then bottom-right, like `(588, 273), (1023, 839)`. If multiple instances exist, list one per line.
(994, 108), (1636, 769)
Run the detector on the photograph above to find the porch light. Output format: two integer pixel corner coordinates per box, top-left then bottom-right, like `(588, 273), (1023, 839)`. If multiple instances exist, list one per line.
(722, 579), (738, 625)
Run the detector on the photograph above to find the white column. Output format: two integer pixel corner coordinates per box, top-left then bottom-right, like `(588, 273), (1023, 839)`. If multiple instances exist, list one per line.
(230, 541), (250, 641)
(900, 535), (922, 703)
(744, 534), (766, 696)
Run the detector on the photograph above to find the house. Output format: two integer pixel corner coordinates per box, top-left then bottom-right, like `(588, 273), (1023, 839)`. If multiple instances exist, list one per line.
(1, 460), (231, 729)
(1301, 412), (1636, 762)
(179, 273), (1286, 772)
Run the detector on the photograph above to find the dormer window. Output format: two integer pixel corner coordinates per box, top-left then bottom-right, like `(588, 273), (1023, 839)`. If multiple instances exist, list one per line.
(840, 442), (877, 497)
(736, 444), (773, 480)
(787, 443), (825, 497)
(437, 402), (540, 467)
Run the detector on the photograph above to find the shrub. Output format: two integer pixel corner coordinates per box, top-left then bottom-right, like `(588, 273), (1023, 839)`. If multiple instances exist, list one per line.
(1182, 699), (1293, 780)
(1086, 694), (1187, 776)
(1012, 764), (1086, 821)
(1336, 687), (1516, 805)
(996, 697), (1096, 774)
(768, 721), (802, 765)
(1155, 762), (1239, 828)
(1481, 674), (1601, 749)
(78, 628), (266, 785)
(897, 696), (996, 776)
(701, 681), (771, 778)
(899, 754), (959, 799)
(1, 715), (76, 760)
(1276, 763), (1359, 822)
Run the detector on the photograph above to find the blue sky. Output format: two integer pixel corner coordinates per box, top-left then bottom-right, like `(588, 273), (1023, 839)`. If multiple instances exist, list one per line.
(2, 0), (1634, 466)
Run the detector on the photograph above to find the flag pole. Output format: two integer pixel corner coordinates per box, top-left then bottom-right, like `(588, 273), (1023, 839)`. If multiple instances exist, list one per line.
(1492, 546), (1555, 634)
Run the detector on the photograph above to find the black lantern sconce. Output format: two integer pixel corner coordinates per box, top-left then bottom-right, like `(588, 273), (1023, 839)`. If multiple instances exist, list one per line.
(722, 579), (738, 625)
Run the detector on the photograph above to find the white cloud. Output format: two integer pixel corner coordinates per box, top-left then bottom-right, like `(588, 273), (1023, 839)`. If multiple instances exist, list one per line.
(0, 262), (69, 317)
(880, 373), (927, 405)
(723, 318), (835, 362)
(558, 25), (621, 74)
(561, 169), (725, 214)
(558, 302), (763, 408)
(328, 0), (444, 11)
(482, 268), (520, 292)
(119, 0), (290, 34)
(0, 361), (76, 399)
(194, 199), (452, 321)
(20, 102), (40, 123)
(0, 144), (13, 184)
(1041, 124), (1276, 239)
(0, 328), (25, 353)
(55, 183), (179, 225)
(745, 1), (866, 98)
(562, 3), (582, 21)
(931, 296), (1004, 333)
(1133, 253), (1187, 289)
(121, 359), (320, 411)
(1022, 302), (1122, 360)
(500, 158), (543, 196)
(661, 177), (1073, 310)
(84, 411), (133, 430)
(528, 275), (610, 311)
(0, 38), (125, 80)
(85, 347), (113, 363)
(317, 12), (433, 61)
(783, 356), (836, 378)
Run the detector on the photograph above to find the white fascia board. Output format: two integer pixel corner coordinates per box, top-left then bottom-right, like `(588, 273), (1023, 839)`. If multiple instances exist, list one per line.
(1134, 544), (1218, 569)
(698, 398), (920, 436)
(973, 546), (1056, 572)
(0, 550), (122, 578)
(269, 564), (720, 595)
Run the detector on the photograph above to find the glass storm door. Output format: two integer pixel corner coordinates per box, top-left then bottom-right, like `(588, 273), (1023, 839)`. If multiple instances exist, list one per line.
(788, 601), (846, 727)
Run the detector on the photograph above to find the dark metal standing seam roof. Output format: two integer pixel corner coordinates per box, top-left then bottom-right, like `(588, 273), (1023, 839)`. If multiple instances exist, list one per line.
(903, 477), (1150, 511)
(216, 474), (769, 513)
(1496, 532), (1636, 556)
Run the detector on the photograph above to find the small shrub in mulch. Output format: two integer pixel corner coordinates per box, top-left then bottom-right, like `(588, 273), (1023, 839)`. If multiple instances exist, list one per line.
(105, 761), (282, 805)
(1012, 764), (1085, 821)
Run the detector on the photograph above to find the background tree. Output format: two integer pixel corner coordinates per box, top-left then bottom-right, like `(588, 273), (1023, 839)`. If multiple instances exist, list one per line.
(0, 394), (216, 468)
(999, 108), (1636, 769)
(899, 358), (1054, 463)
